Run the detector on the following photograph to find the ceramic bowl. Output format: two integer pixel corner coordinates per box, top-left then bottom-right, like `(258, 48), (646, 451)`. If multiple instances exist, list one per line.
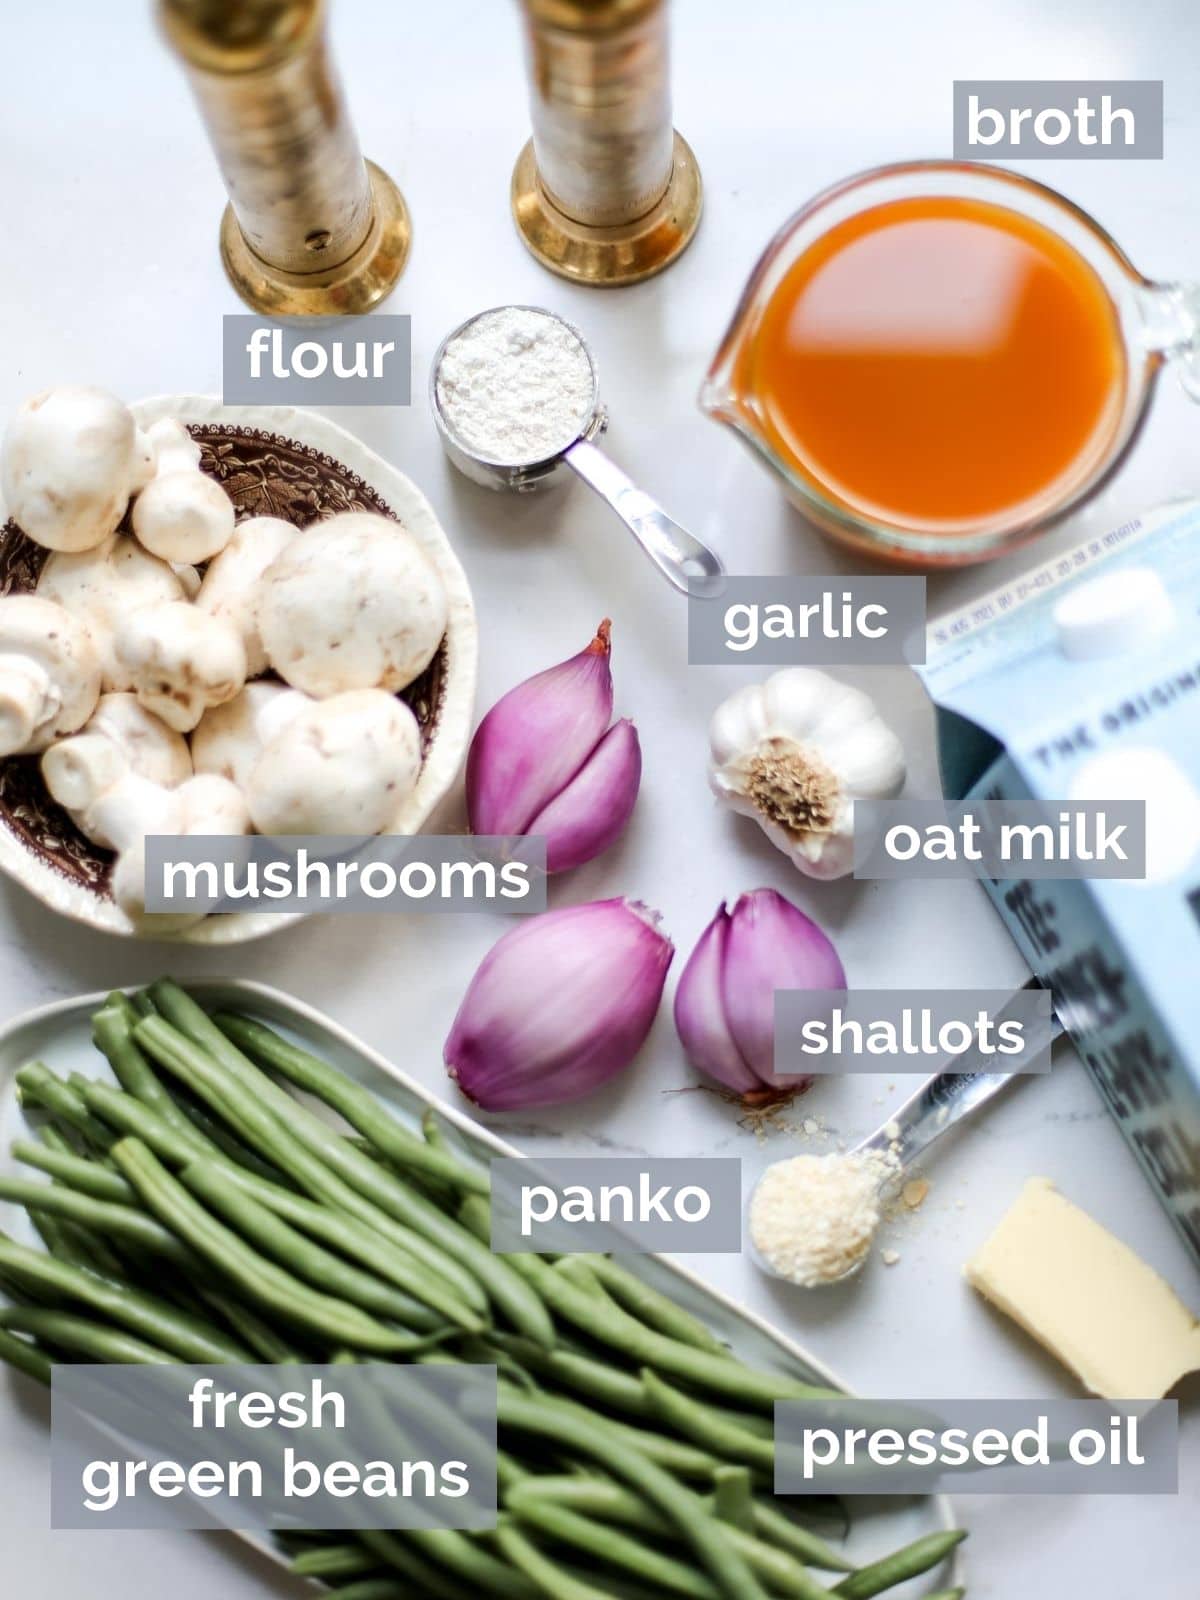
(0, 395), (478, 943)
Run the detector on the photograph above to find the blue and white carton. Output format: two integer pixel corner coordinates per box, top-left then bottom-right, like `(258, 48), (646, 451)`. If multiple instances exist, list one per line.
(918, 503), (1200, 1265)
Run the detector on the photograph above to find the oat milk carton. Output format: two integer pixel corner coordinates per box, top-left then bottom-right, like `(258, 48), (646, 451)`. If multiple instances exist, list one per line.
(919, 503), (1200, 1265)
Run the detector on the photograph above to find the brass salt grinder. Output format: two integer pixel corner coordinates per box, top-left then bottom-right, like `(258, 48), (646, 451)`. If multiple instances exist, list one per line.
(159, 0), (410, 315)
(512, 0), (703, 286)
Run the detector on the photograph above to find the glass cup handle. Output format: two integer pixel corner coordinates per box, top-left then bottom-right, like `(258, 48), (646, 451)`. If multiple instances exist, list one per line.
(1137, 281), (1200, 402)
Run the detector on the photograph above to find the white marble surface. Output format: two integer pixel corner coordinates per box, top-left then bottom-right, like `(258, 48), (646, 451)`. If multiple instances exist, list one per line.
(0, 1), (1197, 1596)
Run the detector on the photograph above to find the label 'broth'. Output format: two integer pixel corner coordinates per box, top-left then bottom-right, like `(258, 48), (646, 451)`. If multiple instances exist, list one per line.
(739, 196), (1127, 532)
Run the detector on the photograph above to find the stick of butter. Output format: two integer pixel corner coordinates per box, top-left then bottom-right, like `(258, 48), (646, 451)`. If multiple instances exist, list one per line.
(966, 1177), (1200, 1400)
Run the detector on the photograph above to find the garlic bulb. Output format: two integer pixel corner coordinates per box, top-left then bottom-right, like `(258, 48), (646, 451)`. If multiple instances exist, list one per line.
(708, 667), (905, 880)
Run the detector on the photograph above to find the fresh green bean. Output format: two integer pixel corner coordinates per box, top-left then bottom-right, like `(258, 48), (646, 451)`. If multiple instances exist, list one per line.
(198, 1288), (305, 1364)
(0, 1232), (246, 1362)
(642, 1368), (774, 1474)
(498, 1478), (839, 1595)
(498, 1387), (771, 1600)
(92, 1005), (203, 1143)
(0, 1178), (194, 1268)
(495, 1522), (624, 1600)
(79, 1082), (452, 1332)
(210, 1006), (488, 1195)
(140, 1003), (546, 1343)
(322, 1582), (407, 1600)
(112, 1139), (442, 1356)
(581, 1257), (729, 1356)
(289, 1544), (378, 1580)
(0, 1323), (52, 1384)
(179, 1156), (480, 1333)
(0, 1306), (175, 1364)
(506, 1490), (722, 1599)
(498, 1244), (835, 1412)
(749, 1502), (854, 1573)
(132, 1016), (494, 1319)
(713, 1466), (754, 1531)
(15, 1063), (113, 1150)
(10, 1140), (134, 1203)
(832, 1531), (967, 1599)
(485, 1333), (771, 1441)
(359, 1530), (474, 1600)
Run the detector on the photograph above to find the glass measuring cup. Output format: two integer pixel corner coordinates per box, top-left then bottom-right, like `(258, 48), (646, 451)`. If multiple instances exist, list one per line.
(701, 160), (1200, 568)
(431, 306), (725, 596)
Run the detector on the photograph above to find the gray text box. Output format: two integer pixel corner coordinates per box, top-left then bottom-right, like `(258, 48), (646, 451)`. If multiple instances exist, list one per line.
(490, 1157), (742, 1253)
(773, 987), (1054, 1075)
(776, 1398), (1177, 1494)
(954, 81), (1163, 159)
(853, 800), (1146, 880)
(51, 1364), (496, 1530)
(688, 577), (926, 666)
(222, 316), (412, 405)
(143, 835), (546, 914)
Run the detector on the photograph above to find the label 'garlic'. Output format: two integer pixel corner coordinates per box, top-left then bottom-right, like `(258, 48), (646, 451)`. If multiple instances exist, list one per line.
(707, 667), (905, 880)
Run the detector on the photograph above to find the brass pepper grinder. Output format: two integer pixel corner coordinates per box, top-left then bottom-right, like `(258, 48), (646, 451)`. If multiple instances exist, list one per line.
(159, 0), (410, 315)
(511, 0), (703, 286)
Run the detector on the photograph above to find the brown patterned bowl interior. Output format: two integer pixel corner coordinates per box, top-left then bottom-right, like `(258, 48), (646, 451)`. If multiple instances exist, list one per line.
(0, 423), (449, 903)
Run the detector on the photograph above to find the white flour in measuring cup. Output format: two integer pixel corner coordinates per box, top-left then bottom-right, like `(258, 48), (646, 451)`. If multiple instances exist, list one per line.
(434, 306), (595, 465)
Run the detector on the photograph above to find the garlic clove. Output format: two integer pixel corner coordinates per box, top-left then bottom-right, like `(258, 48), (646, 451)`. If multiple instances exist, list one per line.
(708, 667), (905, 881)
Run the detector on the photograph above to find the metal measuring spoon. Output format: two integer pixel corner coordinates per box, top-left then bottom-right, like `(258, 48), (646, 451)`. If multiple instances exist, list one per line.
(748, 981), (1063, 1287)
(430, 305), (725, 597)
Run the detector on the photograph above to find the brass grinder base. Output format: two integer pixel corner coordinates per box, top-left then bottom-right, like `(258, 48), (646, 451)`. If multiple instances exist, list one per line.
(219, 160), (411, 316)
(511, 131), (703, 287)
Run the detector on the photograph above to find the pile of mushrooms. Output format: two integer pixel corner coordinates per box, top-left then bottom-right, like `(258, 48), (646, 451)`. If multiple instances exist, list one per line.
(0, 386), (447, 931)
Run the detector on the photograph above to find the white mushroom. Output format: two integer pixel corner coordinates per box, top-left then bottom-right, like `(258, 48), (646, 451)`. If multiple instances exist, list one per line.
(178, 773), (252, 836)
(144, 418), (202, 479)
(196, 516), (293, 677)
(0, 595), (101, 756)
(82, 770), (183, 854)
(88, 693), (192, 788)
(245, 689), (421, 834)
(132, 471), (236, 565)
(41, 693), (191, 830)
(130, 428), (158, 492)
(190, 681), (308, 789)
(0, 386), (138, 553)
(258, 512), (447, 697)
(109, 835), (204, 934)
(41, 700), (190, 851)
(36, 534), (194, 691)
(115, 601), (246, 733)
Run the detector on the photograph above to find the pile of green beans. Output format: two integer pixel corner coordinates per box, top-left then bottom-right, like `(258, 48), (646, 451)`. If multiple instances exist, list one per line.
(0, 980), (967, 1600)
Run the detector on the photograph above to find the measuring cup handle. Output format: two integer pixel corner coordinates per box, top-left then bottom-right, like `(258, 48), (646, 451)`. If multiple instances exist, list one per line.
(563, 438), (725, 597)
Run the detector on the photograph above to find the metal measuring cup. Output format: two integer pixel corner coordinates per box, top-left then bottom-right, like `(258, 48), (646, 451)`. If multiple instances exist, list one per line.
(430, 306), (724, 597)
